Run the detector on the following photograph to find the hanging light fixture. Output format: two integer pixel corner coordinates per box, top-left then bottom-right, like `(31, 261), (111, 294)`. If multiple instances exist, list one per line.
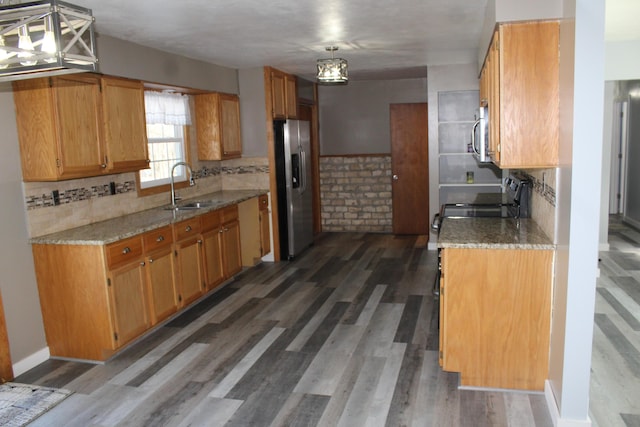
(316, 46), (348, 85)
(0, 0), (97, 82)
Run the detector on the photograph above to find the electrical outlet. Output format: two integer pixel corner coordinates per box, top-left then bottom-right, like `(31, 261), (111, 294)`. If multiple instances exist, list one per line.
(109, 182), (116, 195)
(52, 190), (60, 206)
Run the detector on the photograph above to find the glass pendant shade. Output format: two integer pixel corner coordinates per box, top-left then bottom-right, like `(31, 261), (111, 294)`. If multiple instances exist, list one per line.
(316, 57), (348, 85)
(0, 0), (98, 82)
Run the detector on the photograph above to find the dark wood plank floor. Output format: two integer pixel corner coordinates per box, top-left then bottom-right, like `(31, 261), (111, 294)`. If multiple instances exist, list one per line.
(17, 233), (553, 426)
(591, 217), (640, 427)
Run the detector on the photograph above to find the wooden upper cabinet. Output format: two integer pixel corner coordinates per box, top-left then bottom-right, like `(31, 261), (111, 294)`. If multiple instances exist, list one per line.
(482, 20), (559, 169)
(195, 92), (242, 161)
(285, 74), (298, 119)
(13, 74), (105, 181)
(101, 76), (149, 173)
(269, 67), (298, 119)
(12, 73), (150, 181)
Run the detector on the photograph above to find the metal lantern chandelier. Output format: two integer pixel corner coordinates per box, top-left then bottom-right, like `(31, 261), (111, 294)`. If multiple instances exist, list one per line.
(0, 0), (97, 82)
(316, 46), (348, 85)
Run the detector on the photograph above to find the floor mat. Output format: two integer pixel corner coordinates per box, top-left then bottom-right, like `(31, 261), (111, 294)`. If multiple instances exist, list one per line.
(0, 382), (71, 427)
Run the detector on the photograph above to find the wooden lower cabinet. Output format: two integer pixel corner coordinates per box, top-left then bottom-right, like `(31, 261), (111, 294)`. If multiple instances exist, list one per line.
(239, 195), (271, 266)
(31, 200), (257, 361)
(173, 217), (205, 307)
(107, 261), (150, 347)
(440, 247), (553, 391)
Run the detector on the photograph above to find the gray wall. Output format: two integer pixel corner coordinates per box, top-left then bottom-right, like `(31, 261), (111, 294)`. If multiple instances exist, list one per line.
(0, 34), (241, 374)
(0, 87), (47, 368)
(96, 34), (238, 93)
(318, 78), (427, 155)
(625, 94), (640, 225)
(238, 67), (268, 157)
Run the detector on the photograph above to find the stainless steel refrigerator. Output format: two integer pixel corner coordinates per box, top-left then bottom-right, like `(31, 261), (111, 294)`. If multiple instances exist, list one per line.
(274, 119), (313, 259)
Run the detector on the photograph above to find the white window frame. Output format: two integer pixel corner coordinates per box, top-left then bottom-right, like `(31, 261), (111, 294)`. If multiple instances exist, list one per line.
(139, 124), (188, 190)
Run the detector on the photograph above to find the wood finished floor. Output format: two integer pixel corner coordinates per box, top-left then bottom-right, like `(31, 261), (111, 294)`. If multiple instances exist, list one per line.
(591, 217), (640, 427)
(17, 233), (554, 427)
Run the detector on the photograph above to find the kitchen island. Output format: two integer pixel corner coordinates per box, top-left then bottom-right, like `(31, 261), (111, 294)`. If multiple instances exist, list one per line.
(437, 217), (555, 391)
(30, 189), (269, 361)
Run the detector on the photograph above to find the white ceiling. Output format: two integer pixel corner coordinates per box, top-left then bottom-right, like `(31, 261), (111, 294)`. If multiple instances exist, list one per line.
(56, 0), (640, 81)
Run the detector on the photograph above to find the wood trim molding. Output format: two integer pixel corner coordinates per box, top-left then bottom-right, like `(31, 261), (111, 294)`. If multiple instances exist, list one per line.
(0, 291), (14, 382)
(264, 67), (281, 261)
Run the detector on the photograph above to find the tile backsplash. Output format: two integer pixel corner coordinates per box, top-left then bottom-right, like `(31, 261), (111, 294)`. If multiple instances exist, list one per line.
(24, 157), (269, 238)
(520, 168), (557, 242)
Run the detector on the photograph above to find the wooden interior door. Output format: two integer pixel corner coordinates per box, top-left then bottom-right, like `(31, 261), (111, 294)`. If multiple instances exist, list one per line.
(390, 103), (429, 235)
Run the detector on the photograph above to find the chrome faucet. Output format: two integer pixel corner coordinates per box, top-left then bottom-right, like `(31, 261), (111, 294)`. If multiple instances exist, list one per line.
(170, 161), (196, 209)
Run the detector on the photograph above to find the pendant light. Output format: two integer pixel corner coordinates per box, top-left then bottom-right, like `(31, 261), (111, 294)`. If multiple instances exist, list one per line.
(316, 46), (348, 85)
(0, 0), (98, 82)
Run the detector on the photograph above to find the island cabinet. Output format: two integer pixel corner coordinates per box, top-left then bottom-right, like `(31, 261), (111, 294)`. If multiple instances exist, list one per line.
(481, 20), (559, 169)
(439, 247), (553, 391)
(12, 74), (149, 181)
(194, 92), (242, 161)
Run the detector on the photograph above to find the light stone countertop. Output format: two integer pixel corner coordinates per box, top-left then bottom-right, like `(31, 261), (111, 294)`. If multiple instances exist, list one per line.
(30, 189), (268, 246)
(437, 217), (555, 250)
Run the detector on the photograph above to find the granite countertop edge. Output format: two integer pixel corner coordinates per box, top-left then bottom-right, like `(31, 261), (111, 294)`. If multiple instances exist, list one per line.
(436, 217), (556, 250)
(29, 189), (268, 246)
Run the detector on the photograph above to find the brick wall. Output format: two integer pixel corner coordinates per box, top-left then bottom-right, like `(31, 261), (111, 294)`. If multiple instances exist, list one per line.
(320, 155), (392, 232)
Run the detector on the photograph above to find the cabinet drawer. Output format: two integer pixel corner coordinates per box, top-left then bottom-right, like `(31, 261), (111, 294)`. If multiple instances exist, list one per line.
(221, 204), (238, 223)
(106, 236), (143, 268)
(200, 210), (222, 232)
(258, 194), (269, 211)
(174, 218), (202, 241)
(143, 226), (173, 252)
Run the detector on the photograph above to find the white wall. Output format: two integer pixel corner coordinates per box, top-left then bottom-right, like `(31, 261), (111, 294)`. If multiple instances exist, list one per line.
(605, 40), (640, 81)
(548, 1), (605, 425)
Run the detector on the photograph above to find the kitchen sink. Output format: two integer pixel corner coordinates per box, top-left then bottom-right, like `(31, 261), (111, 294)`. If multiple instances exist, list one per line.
(165, 201), (217, 210)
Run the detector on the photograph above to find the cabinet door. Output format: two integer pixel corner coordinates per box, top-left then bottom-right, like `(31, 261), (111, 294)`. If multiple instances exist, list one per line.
(488, 30), (501, 163)
(219, 94), (242, 159)
(285, 74), (298, 119)
(259, 199), (271, 257)
(101, 77), (149, 173)
(202, 229), (225, 290)
(53, 75), (106, 178)
(195, 93), (222, 160)
(271, 71), (286, 119)
(146, 246), (178, 324)
(108, 261), (149, 348)
(222, 220), (242, 277)
(175, 237), (204, 306)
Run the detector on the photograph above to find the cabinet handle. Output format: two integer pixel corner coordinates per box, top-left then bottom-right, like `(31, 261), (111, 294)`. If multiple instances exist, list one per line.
(185, 225), (192, 232)
(156, 235), (165, 242)
(197, 239), (203, 245)
(101, 163), (107, 169)
(219, 229), (224, 234)
(140, 261), (145, 266)
(122, 247), (131, 254)
(149, 258), (154, 263)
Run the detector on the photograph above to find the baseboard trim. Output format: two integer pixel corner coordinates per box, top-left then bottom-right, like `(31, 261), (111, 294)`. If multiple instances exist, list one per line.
(545, 381), (592, 427)
(12, 347), (50, 377)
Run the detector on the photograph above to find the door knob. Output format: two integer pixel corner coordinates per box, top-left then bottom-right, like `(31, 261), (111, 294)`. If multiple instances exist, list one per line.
(393, 175), (399, 181)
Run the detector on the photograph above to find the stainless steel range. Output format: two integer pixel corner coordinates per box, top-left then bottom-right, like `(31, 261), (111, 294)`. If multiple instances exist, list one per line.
(431, 172), (532, 297)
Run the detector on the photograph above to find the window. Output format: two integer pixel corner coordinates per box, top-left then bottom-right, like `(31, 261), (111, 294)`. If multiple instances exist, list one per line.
(139, 91), (192, 191)
(139, 124), (186, 189)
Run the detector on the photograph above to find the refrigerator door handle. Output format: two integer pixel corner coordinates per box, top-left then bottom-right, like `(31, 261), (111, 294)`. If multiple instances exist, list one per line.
(300, 148), (307, 193)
